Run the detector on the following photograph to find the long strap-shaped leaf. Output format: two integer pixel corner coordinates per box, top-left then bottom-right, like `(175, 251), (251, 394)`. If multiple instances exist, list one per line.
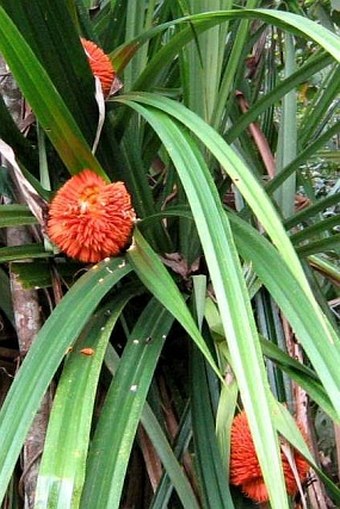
(112, 9), (340, 68)
(190, 273), (235, 507)
(104, 347), (201, 509)
(0, 6), (105, 178)
(34, 290), (137, 509)
(142, 207), (340, 420)
(0, 258), (131, 504)
(127, 230), (220, 380)
(144, 403), (196, 509)
(0, 205), (38, 228)
(81, 300), (200, 509)
(0, 0), (97, 145)
(186, 9), (340, 61)
(115, 94), (340, 413)
(126, 118), (289, 506)
(191, 343), (235, 508)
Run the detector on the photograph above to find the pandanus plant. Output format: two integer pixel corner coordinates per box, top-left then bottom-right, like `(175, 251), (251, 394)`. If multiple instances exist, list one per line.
(0, 1), (339, 508)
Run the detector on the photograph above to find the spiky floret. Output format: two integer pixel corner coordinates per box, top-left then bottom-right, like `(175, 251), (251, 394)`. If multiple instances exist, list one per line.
(81, 38), (115, 96)
(230, 410), (310, 503)
(47, 170), (135, 263)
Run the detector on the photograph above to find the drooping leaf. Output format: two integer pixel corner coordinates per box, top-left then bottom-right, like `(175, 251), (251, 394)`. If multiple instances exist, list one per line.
(0, 257), (131, 504)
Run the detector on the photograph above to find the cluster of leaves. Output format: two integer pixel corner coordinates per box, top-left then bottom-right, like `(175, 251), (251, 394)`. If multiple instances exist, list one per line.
(0, 1), (339, 508)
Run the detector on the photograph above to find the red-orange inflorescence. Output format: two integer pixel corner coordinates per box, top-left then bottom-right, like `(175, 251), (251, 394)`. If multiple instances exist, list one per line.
(230, 410), (310, 503)
(81, 38), (115, 96)
(47, 169), (135, 263)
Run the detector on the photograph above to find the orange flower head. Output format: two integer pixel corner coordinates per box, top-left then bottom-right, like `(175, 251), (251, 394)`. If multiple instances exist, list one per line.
(230, 410), (310, 503)
(81, 38), (115, 96)
(47, 169), (135, 263)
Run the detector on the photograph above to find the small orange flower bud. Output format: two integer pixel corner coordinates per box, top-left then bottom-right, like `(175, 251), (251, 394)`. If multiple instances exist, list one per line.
(47, 170), (135, 263)
(230, 410), (310, 503)
(81, 38), (115, 96)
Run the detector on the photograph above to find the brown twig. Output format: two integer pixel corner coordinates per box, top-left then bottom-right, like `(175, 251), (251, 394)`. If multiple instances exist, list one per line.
(6, 224), (52, 509)
(137, 426), (163, 492)
(235, 91), (311, 215)
(334, 423), (340, 487)
(235, 90), (276, 179)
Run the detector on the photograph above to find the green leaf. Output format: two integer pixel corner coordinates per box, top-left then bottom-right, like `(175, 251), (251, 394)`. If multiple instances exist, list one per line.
(113, 9), (340, 65)
(190, 9), (340, 61)
(191, 274), (235, 507)
(81, 300), (174, 509)
(140, 204), (340, 420)
(0, 244), (51, 263)
(227, 213), (340, 418)
(147, 403), (197, 509)
(10, 261), (83, 290)
(284, 191), (340, 229)
(290, 215), (340, 244)
(0, 0), (98, 145)
(0, 205), (37, 228)
(308, 255), (340, 285)
(270, 400), (340, 503)
(267, 123), (340, 197)
(296, 234), (340, 257)
(116, 93), (340, 415)
(35, 291), (136, 509)
(0, 257), (131, 505)
(127, 229), (220, 380)
(211, 0), (260, 128)
(0, 267), (14, 325)
(0, 93), (38, 171)
(123, 108), (289, 507)
(274, 32), (297, 218)
(0, 5), (106, 178)
(299, 65), (340, 146)
(104, 348), (200, 509)
(226, 52), (334, 143)
(191, 345), (234, 508)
